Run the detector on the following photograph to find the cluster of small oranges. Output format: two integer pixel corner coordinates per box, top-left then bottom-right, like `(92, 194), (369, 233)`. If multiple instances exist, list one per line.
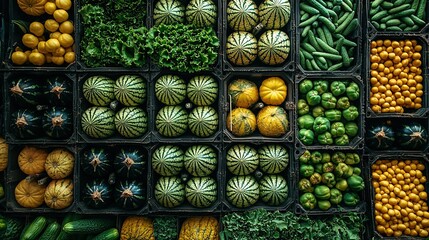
(11, 0), (75, 66)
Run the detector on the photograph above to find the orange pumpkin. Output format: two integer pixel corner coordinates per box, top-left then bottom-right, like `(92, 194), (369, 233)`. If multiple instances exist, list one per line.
(45, 148), (74, 179)
(256, 106), (289, 137)
(226, 108), (256, 137)
(0, 138), (8, 172)
(120, 216), (155, 240)
(17, 0), (47, 16)
(44, 178), (73, 209)
(18, 146), (49, 175)
(228, 79), (259, 108)
(15, 179), (46, 208)
(259, 77), (287, 105)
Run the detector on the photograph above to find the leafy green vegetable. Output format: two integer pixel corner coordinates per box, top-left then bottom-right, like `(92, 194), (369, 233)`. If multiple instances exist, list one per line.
(153, 217), (178, 240)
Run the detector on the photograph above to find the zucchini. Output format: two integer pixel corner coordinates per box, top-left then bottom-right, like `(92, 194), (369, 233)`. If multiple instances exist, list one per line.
(63, 219), (116, 235)
(91, 228), (119, 240)
(56, 214), (83, 240)
(40, 221), (61, 240)
(21, 216), (48, 240)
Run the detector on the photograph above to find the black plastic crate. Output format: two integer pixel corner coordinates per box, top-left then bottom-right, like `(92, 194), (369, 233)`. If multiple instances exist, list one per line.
(365, 34), (429, 118)
(222, 0), (295, 72)
(76, 144), (149, 215)
(223, 72), (294, 143)
(6, 144), (78, 213)
(366, 154), (429, 239)
(151, 71), (223, 143)
(77, 72), (151, 144)
(222, 142), (295, 212)
(294, 148), (366, 215)
(295, 74), (365, 149)
(148, 142), (223, 213)
(4, 71), (77, 144)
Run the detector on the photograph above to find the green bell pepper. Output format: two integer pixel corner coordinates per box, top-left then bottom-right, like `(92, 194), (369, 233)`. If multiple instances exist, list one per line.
(322, 162), (335, 173)
(0, 217), (6, 231)
(310, 173), (322, 185)
(314, 185), (331, 200)
(335, 135), (350, 146)
(347, 175), (365, 191)
(330, 81), (346, 96)
(334, 163), (350, 178)
(321, 153), (331, 163)
(299, 79), (313, 94)
(318, 132), (334, 145)
(335, 179), (348, 191)
(299, 178), (314, 193)
(353, 167), (361, 176)
(345, 153), (360, 165)
(306, 90), (321, 106)
(345, 122), (358, 137)
(300, 164), (314, 178)
(321, 93), (337, 109)
(298, 115), (315, 130)
(330, 122), (346, 137)
(322, 172), (336, 188)
(313, 117), (330, 134)
(336, 96), (351, 110)
(346, 82), (360, 101)
(343, 165), (355, 178)
(314, 164), (323, 174)
(342, 106), (359, 121)
(325, 109), (342, 122)
(299, 129), (314, 145)
(343, 192), (360, 206)
(300, 193), (317, 210)
(318, 200), (332, 210)
(313, 80), (329, 94)
(331, 152), (346, 164)
(310, 151), (322, 164)
(298, 99), (310, 116)
(312, 106), (325, 118)
(299, 150), (311, 164)
(329, 188), (343, 205)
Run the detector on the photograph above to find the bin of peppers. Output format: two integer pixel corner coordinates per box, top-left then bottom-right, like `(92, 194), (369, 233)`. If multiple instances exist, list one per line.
(298, 150), (365, 212)
(297, 78), (361, 146)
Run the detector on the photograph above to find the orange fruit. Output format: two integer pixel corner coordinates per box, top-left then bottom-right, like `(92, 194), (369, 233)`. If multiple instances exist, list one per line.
(53, 9), (68, 23)
(28, 52), (46, 66)
(11, 51), (28, 65)
(59, 20), (73, 34)
(45, 19), (59, 32)
(37, 41), (47, 54)
(55, 0), (71, 10)
(53, 47), (65, 57)
(51, 56), (64, 65)
(64, 51), (75, 63)
(29, 22), (45, 37)
(50, 31), (61, 39)
(58, 33), (74, 48)
(22, 34), (39, 49)
(45, 38), (61, 52)
(44, 2), (57, 14)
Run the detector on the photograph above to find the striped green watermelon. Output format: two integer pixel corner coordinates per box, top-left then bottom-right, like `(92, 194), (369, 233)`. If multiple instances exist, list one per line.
(259, 175), (288, 206)
(227, 0), (259, 31)
(226, 176), (259, 208)
(9, 78), (45, 106)
(185, 177), (217, 208)
(81, 107), (115, 138)
(153, 0), (185, 26)
(155, 75), (186, 105)
(258, 144), (289, 174)
(83, 76), (115, 106)
(188, 106), (218, 137)
(187, 75), (218, 106)
(156, 106), (188, 137)
(258, 0), (291, 29)
(226, 31), (258, 66)
(154, 176), (185, 208)
(184, 145), (217, 177)
(226, 144), (259, 175)
(114, 75), (146, 106)
(152, 145), (184, 176)
(185, 0), (217, 27)
(258, 30), (290, 65)
(114, 107), (148, 138)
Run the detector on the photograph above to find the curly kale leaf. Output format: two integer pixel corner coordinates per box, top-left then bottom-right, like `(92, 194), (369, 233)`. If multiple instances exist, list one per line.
(153, 217), (178, 240)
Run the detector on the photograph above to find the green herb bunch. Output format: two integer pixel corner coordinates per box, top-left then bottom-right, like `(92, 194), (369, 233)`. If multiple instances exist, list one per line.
(153, 217), (178, 240)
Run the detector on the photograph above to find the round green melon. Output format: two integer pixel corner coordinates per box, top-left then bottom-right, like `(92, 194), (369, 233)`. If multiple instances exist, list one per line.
(188, 106), (218, 137)
(187, 75), (218, 106)
(114, 75), (146, 106)
(83, 76), (115, 106)
(258, 144), (289, 174)
(226, 176), (259, 208)
(227, 144), (259, 175)
(81, 107), (115, 138)
(259, 175), (288, 206)
(153, 0), (185, 26)
(186, 0), (217, 27)
(184, 145), (217, 177)
(185, 177), (217, 208)
(227, 0), (259, 31)
(259, 0), (291, 29)
(114, 107), (147, 138)
(152, 145), (184, 176)
(226, 31), (258, 66)
(155, 75), (186, 105)
(154, 176), (185, 208)
(156, 106), (188, 137)
(258, 30), (290, 65)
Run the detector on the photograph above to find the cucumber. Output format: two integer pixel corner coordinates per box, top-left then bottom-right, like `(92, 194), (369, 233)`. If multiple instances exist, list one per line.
(56, 214), (83, 240)
(63, 219), (116, 235)
(91, 228), (119, 240)
(40, 221), (61, 240)
(21, 216), (48, 240)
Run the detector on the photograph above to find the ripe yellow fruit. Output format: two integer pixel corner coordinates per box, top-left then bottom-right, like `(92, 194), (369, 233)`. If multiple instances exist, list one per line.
(53, 9), (68, 23)
(11, 51), (28, 65)
(44, 2), (57, 15)
(45, 19), (59, 32)
(45, 53), (53, 63)
(28, 52), (46, 66)
(55, 0), (71, 10)
(29, 22), (45, 37)
(50, 31), (62, 39)
(45, 38), (61, 52)
(51, 56), (64, 65)
(59, 20), (73, 34)
(37, 41), (47, 54)
(64, 51), (75, 63)
(22, 34), (39, 49)
(53, 47), (65, 57)
(58, 33), (74, 48)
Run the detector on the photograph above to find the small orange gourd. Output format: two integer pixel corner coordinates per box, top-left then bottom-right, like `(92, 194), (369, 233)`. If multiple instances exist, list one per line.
(15, 179), (46, 208)
(17, 0), (47, 16)
(228, 79), (259, 108)
(44, 178), (73, 209)
(18, 146), (48, 175)
(259, 77), (287, 105)
(45, 148), (74, 179)
(257, 106), (289, 137)
(0, 138), (8, 172)
(120, 216), (155, 240)
(179, 216), (219, 240)
(226, 108), (256, 137)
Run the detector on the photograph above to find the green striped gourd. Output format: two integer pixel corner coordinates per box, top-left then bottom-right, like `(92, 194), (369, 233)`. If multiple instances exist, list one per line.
(81, 107), (115, 138)
(258, 144), (289, 174)
(227, 0), (259, 31)
(226, 176), (259, 208)
(186, 0), (217, 27)
(114, 107), (148, 138)
(258, 30), (290, 65)
(154, 176), (185, 208)
(114, 75), (146, 106)
(226, 144), (259, 175)
(156, 106), (188, 137)
(155, 75), (186, 105)
(152, 145), (184, 176)
(185, 177), (217, 208)
(184, 145), (217, 177)
(188, 106), (218, 137)
(153, 0), (185, 26)
(9, 78), (45, 106)
(226, 31), (258, 66)
(83, 76), (115, 106)
(258, 0), (291, 29)
(187, 76), (218, 106)
(259, 175), (288, 206)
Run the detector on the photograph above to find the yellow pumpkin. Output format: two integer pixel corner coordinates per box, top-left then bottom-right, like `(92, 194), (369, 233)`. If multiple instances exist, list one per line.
(22, 33), (39, 49)
(18, 146), (49, 175)
(259, 77), (287, 105)
(11, 50), (28, 65)
(120, 216), (155, 240)
(228, 79), (259, 108)
(17, 0), (47, 16)
(0, 138), (8, 172)
(15, 179), (46, 208)
(44, 178), (73, 209)
(179, 216), (219, 240)
(45, 148), (74, 179)
(226, 108), (256, 137)
(257, 106), (289, 137)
